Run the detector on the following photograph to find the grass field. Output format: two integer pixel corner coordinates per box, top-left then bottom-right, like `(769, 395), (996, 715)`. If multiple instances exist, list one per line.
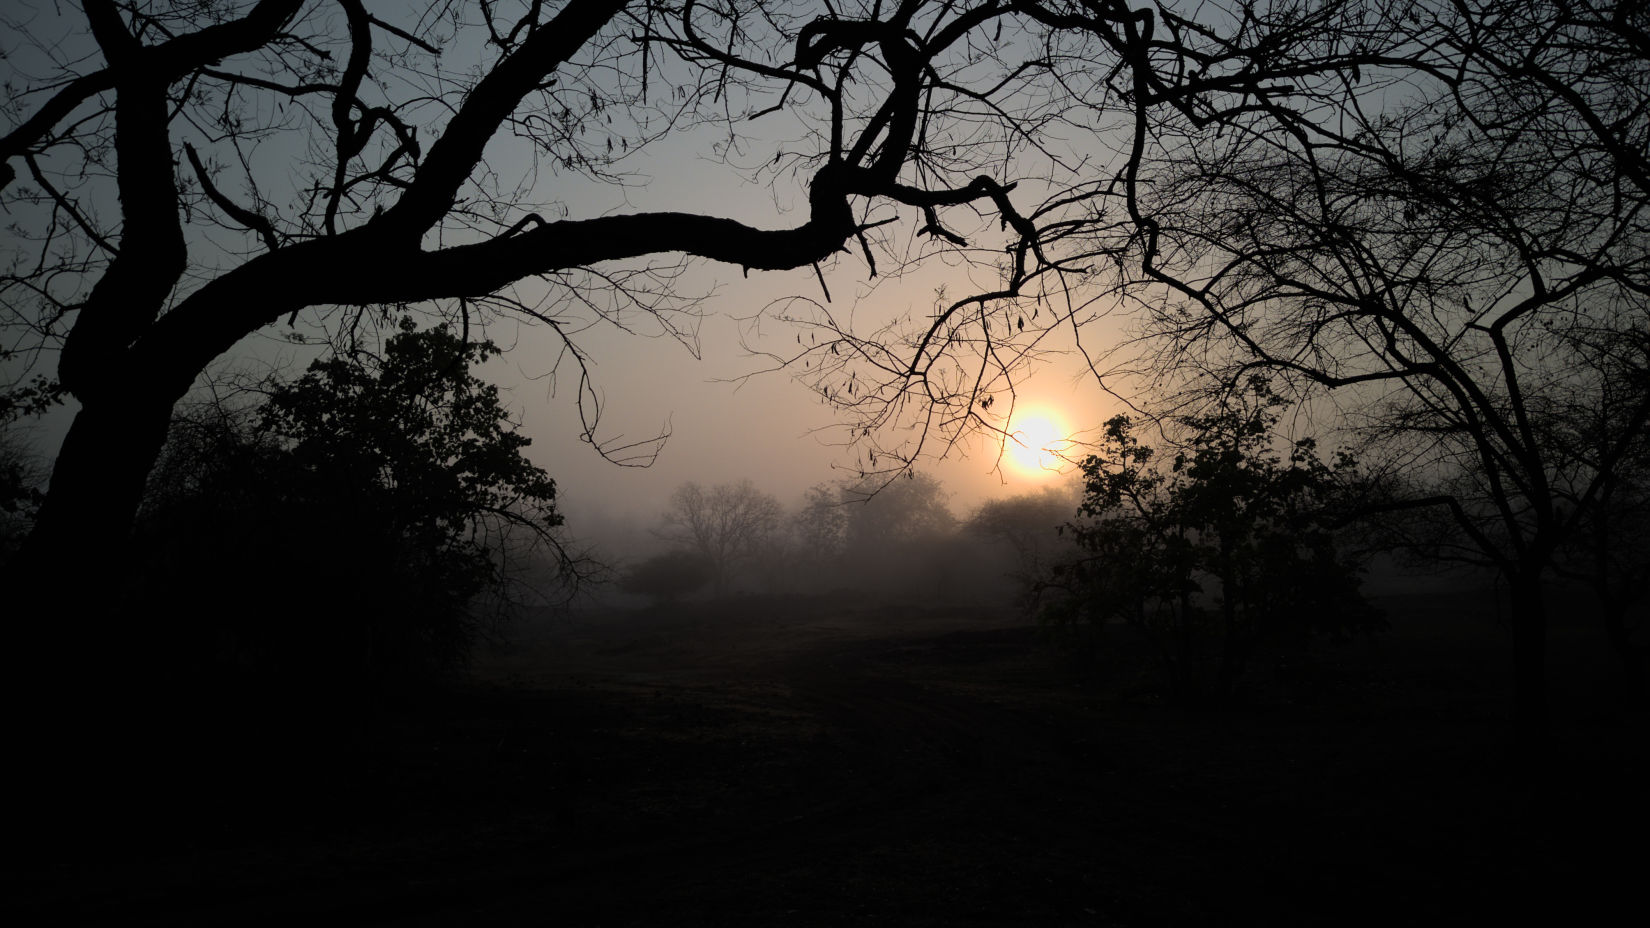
(22, 588), (1646, 925)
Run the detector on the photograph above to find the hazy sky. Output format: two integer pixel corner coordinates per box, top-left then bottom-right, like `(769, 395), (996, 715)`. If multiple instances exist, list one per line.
(443, 87), (1124, 532)
(269, 164), (1112, 530)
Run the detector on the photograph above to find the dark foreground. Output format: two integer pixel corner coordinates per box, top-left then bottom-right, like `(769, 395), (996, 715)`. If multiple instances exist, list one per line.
(23, 592), (1647, 925)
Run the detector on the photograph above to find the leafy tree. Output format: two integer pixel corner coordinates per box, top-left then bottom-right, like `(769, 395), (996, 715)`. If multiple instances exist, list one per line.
(134, 319), (567, 690)
(840, 472), (956, 549)
(836, 471), (959, 593)
(793, 483), (850, 564)
(783, 473), (963, 594)
(1052, 381), (1379, 702)
(659, 479), (783, 594)
(968, 484), (1081, 601)
(259, 316), (563, 566)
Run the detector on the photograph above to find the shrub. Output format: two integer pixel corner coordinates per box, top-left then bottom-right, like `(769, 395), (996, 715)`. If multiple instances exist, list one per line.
(620, 550), (716, 603)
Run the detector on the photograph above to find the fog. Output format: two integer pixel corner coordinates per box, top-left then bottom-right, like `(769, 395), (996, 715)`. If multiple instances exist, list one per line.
(8, 1), (1646, 923)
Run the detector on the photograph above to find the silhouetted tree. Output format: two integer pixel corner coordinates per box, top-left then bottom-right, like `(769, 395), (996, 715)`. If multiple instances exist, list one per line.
(1108, 1), (1650, 728)
(794, 483), (850, 564)
(135, 319), (568, 691)
(659, 479), (783, 594)
(836, 471), (959, 593)
(1536, 325), (1650, 690)
(784, 473), (965, 593)
(1051, 381), (1378, 702)
(841, 472), (956, 547)
(968, 484), (1081, 602)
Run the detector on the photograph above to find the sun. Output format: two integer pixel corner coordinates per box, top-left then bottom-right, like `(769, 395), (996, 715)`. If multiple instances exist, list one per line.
(1005, 413), (1065, 476)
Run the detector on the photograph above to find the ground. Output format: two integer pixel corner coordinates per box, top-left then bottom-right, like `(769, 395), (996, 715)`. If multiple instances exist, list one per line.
(22, 590), (1647, 925)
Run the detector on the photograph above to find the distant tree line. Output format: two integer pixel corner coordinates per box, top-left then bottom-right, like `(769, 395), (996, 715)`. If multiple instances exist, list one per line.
(621, 471), (1079, 605)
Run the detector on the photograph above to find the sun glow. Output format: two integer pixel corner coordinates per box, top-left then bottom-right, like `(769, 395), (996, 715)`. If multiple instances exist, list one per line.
(1005, 413), (1066, 477)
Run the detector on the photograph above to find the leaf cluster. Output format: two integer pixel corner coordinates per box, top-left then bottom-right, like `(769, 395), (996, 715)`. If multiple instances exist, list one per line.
(258, 316), (562, 547)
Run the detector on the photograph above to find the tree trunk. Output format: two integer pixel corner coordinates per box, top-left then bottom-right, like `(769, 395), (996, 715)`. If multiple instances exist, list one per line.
(1602, 598), (1645, 698)
(10, 390), (176, 615)
(1217, 550), (1243, 698)
(1507, 571), (1549, 741)
(9, 386), (190, 737)
(7, 385), (189, 837)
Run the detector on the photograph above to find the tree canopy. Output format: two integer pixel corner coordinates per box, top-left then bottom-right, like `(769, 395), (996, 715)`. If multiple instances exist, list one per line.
(135, 318), (566, 686)
(259, 317), (562, 547)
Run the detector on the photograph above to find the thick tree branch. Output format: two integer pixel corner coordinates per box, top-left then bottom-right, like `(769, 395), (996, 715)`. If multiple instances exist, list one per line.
(381, 0), (632, 238)
(59, 6), (189, 400)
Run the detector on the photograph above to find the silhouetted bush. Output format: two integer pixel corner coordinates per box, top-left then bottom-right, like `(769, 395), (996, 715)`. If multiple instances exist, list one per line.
(0, 429), (44, 569)
(0, 377), (58, 571)
(131, 320), (566, 701)
(619, 550), (716, 604)
(969, 485), (1082, 605)
(1045, 380), (1382, 703)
